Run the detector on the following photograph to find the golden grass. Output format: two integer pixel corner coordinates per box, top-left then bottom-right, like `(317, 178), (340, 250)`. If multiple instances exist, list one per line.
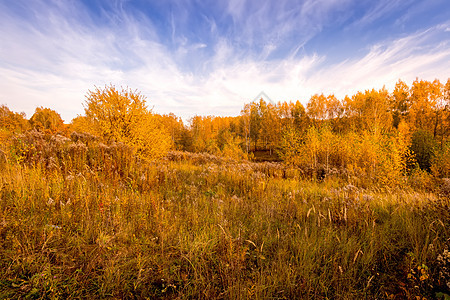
(0, 133), (449, 299)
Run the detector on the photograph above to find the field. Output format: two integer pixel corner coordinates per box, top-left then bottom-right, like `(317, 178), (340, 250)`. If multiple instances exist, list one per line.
(0, 133), (449, 299)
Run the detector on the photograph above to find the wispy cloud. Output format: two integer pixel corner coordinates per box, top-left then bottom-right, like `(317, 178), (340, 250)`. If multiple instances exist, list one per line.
(305, 24), (450, 97)
(352, 0), (411, 28)
(223, 0), (354, 57)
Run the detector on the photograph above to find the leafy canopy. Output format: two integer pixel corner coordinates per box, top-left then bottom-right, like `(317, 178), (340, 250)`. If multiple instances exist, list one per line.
(83, 85), (171, 159)
(30, 107), (64, 133)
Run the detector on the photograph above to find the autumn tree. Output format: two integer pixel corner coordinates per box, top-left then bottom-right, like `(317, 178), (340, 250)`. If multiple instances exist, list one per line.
(278, 125), (302, 166)
(408, 79), (442, 135)
(364, 88), (392, 135)
(378, 120), (412, 185)
(188, 115), (247, 158)
(240, 103), (253, 153)
(249, 100), (263, 150)
(0, 105), (29, 133)
(129, 113), (172, 159)
(343, 92), (365, 130)
(260, 102), (281, 155)
(278, 101), (292, 123)
(69, 115), (96, 135)
(29, 107), (65, 133)
(277, 100), (308, 138)
(434, 79), (450, 146)
(84, 85), (146, 141)
(326, 94), (343, 131)
(0, 105), (30, 147)
(190, 116), (217, 153)
(305, 126), (320, 170)
(307, 94), (327, 122)
(218, 128), (247, 159)
(83, 85), (171, 159)
(240, 99), (272, 152)
(319, 125), (335, 172)
(291, 101), (309, 131)
(343, 89), (392, 134)
(394, 120), (413, 175)
(391, 80), (410, 128)
(326, 95), (343, 120)
(154, 113), (187, 150)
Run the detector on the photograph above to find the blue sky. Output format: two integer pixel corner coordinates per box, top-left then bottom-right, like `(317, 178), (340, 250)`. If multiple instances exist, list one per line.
(1, 0), (449, 122)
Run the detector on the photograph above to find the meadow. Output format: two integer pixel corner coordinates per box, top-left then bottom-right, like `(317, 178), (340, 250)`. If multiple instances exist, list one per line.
(0, 131), (449, 299)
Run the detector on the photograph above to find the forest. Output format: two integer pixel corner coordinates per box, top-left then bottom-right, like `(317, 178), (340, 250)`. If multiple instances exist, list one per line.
(0, 78), (449, 299)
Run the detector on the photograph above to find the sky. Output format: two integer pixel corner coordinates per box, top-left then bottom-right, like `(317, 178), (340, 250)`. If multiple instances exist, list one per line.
(0, 0), (449, 123)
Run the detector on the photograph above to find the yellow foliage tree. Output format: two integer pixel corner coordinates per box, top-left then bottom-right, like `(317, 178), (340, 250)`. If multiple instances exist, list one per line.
(29, 107), (65, 133)
(129, 113), (172, 159)
(154, 113), (187, 150)
(395, 120), (413, 175)
(0, 105), (29, 134)
(0, 105), (30, 148)
(408, 79), (442, 134)
(83, 85), (171, 160)
(279, 125), (302, 166)
(391, 80), (410, 128)
(378, 120), (412, 186)
(220, 130), (247, 160)
(305, 126), (320, 169)
(69, 115), (96, 135)
(319, 125), (335, 172)
(307, 94), (327, 122)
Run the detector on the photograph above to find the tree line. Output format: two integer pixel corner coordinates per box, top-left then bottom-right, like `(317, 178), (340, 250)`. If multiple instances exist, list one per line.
(176, 78), (449, 183)
(1, 78), (449, 183)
